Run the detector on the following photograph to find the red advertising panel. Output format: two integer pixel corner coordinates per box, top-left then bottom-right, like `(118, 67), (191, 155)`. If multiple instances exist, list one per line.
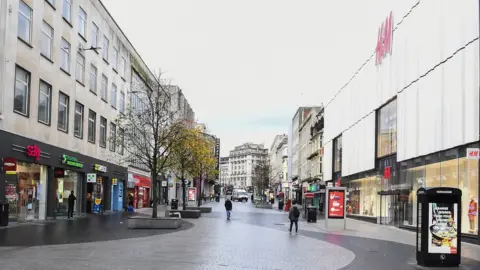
(328, 190), (345, 218)
(3, 158), (17, 174)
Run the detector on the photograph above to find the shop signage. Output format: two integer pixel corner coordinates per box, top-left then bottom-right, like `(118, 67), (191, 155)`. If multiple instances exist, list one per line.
(62, 154), (84, 168)
(93, 198), (102, 214)
(27, 144), (41, 161)
(93, 164), (107, 172)
(112, 178), (118, 185)
(54, 168), (65, 178)
(97, 176), (103, 184)
(375, 11), (393, 66)
(3, 157), (17, 174)
(467, 148), (480, 159)
(428, 202), (458, 254)
(87, 173), (97, 183)
(161, 180), (167, 187)
(187, 187), (196, 201)
(384, 166), (391, 179)
(328, 190), (345, 218)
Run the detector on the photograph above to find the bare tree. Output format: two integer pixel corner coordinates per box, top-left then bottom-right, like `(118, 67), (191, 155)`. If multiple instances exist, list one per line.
(114, 69), (182, 218)
(252, 160), (280, 200)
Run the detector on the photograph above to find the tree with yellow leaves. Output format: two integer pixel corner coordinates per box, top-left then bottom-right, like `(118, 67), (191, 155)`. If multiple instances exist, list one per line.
(169, 124), (218, 208)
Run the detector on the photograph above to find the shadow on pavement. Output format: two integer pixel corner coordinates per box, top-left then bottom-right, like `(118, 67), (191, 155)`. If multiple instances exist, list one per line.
(0, 212), (193, 247)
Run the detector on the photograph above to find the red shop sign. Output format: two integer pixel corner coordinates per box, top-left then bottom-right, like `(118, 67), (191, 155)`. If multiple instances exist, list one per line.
(375, 11), (394, 66)
(384, 166), (391, 179)
(3, 157), (17, 174)
(27, 144), (41, 160)
(134, 175), (152, 188)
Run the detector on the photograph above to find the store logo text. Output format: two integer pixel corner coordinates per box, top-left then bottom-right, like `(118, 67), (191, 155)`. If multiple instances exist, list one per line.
(27, 145), (41, 161)
(375, 12), (393, 66)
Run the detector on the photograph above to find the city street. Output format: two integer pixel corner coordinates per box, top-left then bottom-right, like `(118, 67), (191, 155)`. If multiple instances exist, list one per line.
(0, 200), (479, 270)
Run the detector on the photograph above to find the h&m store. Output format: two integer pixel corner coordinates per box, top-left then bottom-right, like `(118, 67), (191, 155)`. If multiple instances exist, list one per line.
(0, 130), (127, 221)
(322, 1), (479, 243)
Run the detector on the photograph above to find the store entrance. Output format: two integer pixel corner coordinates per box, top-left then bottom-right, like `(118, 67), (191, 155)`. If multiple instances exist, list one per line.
(379, 190), (408, 227)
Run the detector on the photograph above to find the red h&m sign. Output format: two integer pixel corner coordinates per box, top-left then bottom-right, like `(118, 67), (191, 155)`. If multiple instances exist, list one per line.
(467, 148), (480, 160)
(376, 12), (393, 66)
(384, 166), (391, 179)
(27, 144), (41, 160)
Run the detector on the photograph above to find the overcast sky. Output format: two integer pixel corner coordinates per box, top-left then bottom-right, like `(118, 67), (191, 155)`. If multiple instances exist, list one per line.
(103, 0), (393, 156)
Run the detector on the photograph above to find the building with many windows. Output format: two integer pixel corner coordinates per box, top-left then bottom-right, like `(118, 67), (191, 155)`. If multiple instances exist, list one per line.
(227, 143), (268, 189)
(0, 0), (195, 219)
(322, 1), (479, 242)
(268, 134), (288, 193)
(219, 157), (229, 189)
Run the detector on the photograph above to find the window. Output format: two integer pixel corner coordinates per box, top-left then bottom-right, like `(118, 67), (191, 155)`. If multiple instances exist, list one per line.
(14, 66), (30, 116)
(88, 110), (96, 143)
(89, 64), (97, 93)
(111, 83), (117, 108)
(100, 117), (107, 147)
(102, 35), (109, 61)
(41, 21), (53, 59)
(109, 122), (116, 152)
(101, 74), (108, 101)
(74, 102), (84, 138)
(76, 51), (85, 83)
(18, 1), (32, 43)
(377, 99), (397, 157)
(119, 89), (125, 113)
(333, 135), (342, 173)
(57, 92), (69, 132)
(78, 7), (86, 37)
(119, 54), (126, 78)
(92, 23), (99, 48)
(112, 44), (118, 70)
(118, 128), (124, 155)
(60, 39), (71, 73)
(63, 0), (71, 22)
(38, 81), (51, 125)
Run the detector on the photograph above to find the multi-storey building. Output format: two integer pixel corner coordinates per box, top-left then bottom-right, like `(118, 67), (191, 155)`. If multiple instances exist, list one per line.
(304, 107), (325, 208)
(0, 0), (195, 219)
(322, 1), (479, 242)
(228, 143), (268, 189)
(268, 134), (288, 191)
(219, 157), (229, 189)
(289, 107), (321, 202)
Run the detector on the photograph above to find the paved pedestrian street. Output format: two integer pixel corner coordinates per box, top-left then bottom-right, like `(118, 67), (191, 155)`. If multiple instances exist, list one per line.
(0, 200), (479, 270)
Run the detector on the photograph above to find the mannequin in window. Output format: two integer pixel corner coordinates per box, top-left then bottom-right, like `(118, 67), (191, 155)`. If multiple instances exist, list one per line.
(468, 196), (478, 233)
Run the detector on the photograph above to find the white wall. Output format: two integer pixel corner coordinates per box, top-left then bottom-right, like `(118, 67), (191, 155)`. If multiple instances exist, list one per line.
(323, 0), (480, 179)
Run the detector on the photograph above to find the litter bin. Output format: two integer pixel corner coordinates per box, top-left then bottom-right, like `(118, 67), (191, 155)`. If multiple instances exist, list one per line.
(307, 206), (317, 223)
(416, 187), (462, 267)
(170, 199), (178, 210)
(0, 203), (9, 227)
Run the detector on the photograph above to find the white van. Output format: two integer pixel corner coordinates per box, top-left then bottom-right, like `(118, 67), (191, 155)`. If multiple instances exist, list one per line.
(232, 189), (249, 202)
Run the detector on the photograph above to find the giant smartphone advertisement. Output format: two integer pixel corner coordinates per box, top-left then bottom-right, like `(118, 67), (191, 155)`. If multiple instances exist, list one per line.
(428, 203), (458, 254)
(187, 188), (196, 201)
(328, 190), (345, 218)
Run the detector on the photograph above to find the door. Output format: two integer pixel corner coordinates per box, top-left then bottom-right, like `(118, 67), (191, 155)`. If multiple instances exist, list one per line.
(111, 184), (119, 211)
(118, 181), (124, 211)
(380, 194), (402, 226)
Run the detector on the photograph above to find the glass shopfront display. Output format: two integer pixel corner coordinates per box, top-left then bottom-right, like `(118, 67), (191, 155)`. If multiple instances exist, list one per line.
(400, 154), (479, 236)
(345, 175), (380, 218)
(6, 162), (48, 221)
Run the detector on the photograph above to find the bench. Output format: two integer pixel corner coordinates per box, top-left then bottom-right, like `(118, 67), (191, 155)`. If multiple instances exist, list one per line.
(165, 210), (201, 219)
(255, 203), (273, 209)
(184, 206), (212, 213)
(127, 216), (182, 229)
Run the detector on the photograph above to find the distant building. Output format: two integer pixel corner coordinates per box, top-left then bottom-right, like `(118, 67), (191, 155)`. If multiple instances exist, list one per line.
(268, 134), (288, 194)
(227, 143), (268, 188)
(219, 157), (230, 189)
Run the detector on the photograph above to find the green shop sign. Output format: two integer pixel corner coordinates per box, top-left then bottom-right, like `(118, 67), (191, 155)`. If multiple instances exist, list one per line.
(62, 154), (84, 168)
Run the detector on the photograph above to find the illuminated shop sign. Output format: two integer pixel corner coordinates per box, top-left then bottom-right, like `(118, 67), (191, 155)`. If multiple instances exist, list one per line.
(27, 145), (41, 161)
(93, 164), (107, 173)
(62, 154), (84, 168)
(375, 11), (393, 66)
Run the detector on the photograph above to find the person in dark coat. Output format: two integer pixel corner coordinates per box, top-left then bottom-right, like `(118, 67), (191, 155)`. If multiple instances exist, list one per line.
(67, 191), (76, 219)
(224, 198), (233, 220)
(288, 200), (300, 234)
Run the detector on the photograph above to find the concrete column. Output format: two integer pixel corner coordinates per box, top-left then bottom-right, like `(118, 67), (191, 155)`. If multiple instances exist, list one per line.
(46, 166), (56, 219)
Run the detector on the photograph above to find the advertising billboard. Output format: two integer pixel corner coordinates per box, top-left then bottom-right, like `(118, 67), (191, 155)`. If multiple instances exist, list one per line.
(328, 190), (345, 218)
(428, 202), (458, 254)
(188, 187), (196, 201)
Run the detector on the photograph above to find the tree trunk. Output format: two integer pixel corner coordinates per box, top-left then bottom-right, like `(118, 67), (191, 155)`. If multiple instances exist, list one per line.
(198, 175), (202, 207)
(151, 173), (158, 218)
(182, 177), (186, 209)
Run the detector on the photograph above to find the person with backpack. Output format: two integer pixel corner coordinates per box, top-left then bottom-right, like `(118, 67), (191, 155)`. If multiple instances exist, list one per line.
(225, 198), (233, 220)
(288, 200), (300, 234)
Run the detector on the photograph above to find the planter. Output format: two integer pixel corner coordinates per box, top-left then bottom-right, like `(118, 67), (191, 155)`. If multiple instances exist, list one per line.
(165, 210), (201, 218)
(127, 216), (182, 229)
(184, 206), (212, 213)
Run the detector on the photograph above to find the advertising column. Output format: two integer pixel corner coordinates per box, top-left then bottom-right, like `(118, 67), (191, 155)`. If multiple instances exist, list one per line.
(325, 187), (346, 230)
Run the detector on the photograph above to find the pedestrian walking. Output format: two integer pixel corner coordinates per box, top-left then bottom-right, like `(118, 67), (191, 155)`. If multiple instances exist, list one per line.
(67, 191), (76, 219)
(225, 198), (233, 220)
(288, 200), (300, 234)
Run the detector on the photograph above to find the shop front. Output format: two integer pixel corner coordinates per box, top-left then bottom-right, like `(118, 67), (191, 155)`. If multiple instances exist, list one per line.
(0, 130), (127, 221)
(110, 177), (124, 211)
(127, 173), (151, 209)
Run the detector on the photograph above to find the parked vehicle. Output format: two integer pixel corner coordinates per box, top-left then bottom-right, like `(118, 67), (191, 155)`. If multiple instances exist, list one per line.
(232, 189), (249, 202)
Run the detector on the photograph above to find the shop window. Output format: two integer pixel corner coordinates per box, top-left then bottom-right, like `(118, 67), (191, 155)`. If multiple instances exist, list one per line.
(425, 162), (441, 188)
(441, 159), (459, 188)
(57, 92), (69, 132)
(38, 80), (51, 125)
(88, 110), (96, 143)
(346, 175), (379, 217)
(14, 65), (30, 116)
(74, 101), (84, 139)
(333, 135), (342, 172)
(55, 170), (80, 216)
(377, 99), (397, 157)
(402, 165), (425, 226)
(459, 158), (478, 235)
(100, 117), (107, 148)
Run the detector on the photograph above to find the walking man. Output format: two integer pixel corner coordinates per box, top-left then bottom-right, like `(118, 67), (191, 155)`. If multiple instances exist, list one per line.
(288, 200), (300, 234)
(68, 190), (76, 219)
(225, 198), (233, 220)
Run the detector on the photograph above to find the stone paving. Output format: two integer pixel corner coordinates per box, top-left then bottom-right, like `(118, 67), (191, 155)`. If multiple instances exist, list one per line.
(0, 200), (478, 269)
